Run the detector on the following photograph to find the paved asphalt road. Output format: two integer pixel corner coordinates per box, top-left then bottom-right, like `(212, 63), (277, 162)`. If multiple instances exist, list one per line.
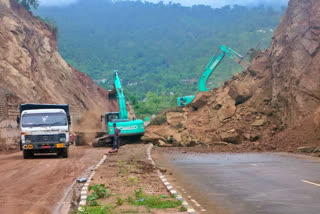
(164, 153), (320, 214)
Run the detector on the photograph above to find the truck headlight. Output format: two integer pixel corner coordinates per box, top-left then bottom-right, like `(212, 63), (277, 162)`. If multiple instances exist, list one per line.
(60, 138), (66, 142)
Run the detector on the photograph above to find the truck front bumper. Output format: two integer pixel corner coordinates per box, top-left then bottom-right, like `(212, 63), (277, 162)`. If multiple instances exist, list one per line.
(22, 142), (69, 153)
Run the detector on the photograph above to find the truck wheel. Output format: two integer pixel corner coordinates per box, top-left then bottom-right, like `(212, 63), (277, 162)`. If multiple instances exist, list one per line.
(60, 148), (68, 158)
(23, 150), (33, 159)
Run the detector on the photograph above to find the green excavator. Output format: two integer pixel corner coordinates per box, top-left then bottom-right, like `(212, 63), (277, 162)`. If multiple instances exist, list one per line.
(93, 70), (145, 147)
(177, 45), (250, 107)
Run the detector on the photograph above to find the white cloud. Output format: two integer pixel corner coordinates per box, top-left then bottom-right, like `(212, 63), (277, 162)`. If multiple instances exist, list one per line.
(39, 0), (79, 6)
(143, 0), (289, 7)
(39, 0), (289, 7)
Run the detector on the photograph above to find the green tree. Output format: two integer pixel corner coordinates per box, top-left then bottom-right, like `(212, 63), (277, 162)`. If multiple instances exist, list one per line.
(35, 1), (285, 117)
(16, 0), (39, 10)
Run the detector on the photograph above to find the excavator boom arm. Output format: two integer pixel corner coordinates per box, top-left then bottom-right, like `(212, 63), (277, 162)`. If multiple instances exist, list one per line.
(198, 45), (250, 92)
(198, 53), (225, 92)
(113, 70), (129, 120)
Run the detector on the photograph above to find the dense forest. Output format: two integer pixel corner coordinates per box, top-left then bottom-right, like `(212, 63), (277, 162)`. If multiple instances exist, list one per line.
(36, 0), (285, 117)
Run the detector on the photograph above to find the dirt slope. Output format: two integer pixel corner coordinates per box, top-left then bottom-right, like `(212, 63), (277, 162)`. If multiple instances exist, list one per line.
(0, 0), (117, 148)
(145, 0), (320, 153)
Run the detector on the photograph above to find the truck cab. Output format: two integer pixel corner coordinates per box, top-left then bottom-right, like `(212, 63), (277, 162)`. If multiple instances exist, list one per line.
(19, 104), (71, 159)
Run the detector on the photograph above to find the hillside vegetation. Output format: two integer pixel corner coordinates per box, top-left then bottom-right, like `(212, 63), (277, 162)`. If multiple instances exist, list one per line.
(36, 0), (285, 117)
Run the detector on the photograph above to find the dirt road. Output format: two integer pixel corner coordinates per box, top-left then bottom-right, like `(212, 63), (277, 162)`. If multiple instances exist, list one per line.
(0, 145), (108, 214)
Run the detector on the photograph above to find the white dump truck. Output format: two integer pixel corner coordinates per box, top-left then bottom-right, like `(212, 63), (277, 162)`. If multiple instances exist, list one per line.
(17, 104), (71, 159)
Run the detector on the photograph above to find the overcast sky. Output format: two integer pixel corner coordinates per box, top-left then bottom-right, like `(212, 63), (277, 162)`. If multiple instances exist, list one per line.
(40, 0), (289, 7)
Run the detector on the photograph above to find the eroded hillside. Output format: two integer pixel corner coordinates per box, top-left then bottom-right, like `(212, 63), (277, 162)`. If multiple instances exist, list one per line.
(145, 0), (320, 153)
(0, 0), (117, 148)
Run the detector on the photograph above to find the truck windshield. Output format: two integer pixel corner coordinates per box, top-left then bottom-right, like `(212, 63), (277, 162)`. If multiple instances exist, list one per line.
(22, 113), (67, 127)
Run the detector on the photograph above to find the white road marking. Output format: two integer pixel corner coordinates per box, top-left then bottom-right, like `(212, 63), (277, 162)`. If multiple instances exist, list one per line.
(302, 180), (320, 187)
(250, 164), (257, 167)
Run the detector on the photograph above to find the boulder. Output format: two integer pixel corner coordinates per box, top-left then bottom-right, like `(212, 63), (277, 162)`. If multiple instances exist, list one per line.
(251, 119), (266, 127)
(180, 130), (194, 147)
(153, 127), (171, 137)
(219, 130), (241, 144)
(228, 83), (252, 105)
(248, 54), (270, 79)
(166, 112), (185, 127)
(158, 167), (167, 173)
(243, 133), (260, 142)
(187, 141), (199, 147)
(204, 134), (221, 144)
(297, 146), (318, 153)
(190, 92), (210, 109)
(158, 140), (167, 146)
(217, 98), (236, 121)
(141, 132), (162, 143)
(213, 102), (222, 110)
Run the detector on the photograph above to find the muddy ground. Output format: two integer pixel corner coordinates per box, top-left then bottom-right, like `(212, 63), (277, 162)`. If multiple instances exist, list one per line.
(0, 145), (108, 214)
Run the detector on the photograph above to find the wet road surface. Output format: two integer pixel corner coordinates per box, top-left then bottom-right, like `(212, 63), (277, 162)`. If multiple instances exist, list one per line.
(0, 145), (108, 214)
(160, 152), (320, 214)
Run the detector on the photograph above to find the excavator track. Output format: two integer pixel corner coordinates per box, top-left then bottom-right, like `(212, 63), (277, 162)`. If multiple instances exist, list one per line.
(92, 134), (112, 147)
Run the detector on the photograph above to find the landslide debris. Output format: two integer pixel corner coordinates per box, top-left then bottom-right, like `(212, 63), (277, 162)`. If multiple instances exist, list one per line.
(145, 0), (320, 154)
(0, 0), (117, 149)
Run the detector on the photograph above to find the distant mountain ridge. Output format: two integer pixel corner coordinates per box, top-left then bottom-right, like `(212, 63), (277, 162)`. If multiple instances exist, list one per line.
(36, 0), (284, 116)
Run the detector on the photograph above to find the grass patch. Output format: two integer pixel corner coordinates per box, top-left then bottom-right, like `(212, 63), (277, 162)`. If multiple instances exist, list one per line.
(120, 209), (139, 213)
(118, 160), (129, 174)
(179, 206), (188, 211)
(75, 205), (114, 214)
(87, 184), (113, 206)
(116, 196), (124, 206)
(133, 194), (182, 209)
(131, 188), (182, 209)
(127, 176), (141, 187)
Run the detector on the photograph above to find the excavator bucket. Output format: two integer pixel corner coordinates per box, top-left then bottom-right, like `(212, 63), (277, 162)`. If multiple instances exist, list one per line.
(108, 89), (117, 100)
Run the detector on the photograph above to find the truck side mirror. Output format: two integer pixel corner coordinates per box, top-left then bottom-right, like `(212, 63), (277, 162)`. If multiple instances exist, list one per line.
(16, 116), (20, 125)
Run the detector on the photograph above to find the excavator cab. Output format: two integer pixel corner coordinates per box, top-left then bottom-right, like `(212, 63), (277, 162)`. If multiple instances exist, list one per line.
(177, 95), (195, 107)
(105, 112), (120, 123)
(108, 89), (117, 100)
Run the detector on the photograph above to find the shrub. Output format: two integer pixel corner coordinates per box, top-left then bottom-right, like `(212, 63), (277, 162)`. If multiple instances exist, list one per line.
(15, 0), (39, 10)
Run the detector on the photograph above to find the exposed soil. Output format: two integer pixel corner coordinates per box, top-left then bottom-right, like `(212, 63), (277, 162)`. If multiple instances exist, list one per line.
(0, 145), (108, 214)
(0, 0), (118, 149)
(144, 0), (320, 155)
(84, 144), (187, 214)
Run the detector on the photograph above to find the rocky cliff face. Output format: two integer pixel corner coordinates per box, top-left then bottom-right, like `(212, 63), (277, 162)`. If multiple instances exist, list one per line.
(269, 0), (320, 125)
(0, 0), (117, 149)
(145, 0), (320, 153)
